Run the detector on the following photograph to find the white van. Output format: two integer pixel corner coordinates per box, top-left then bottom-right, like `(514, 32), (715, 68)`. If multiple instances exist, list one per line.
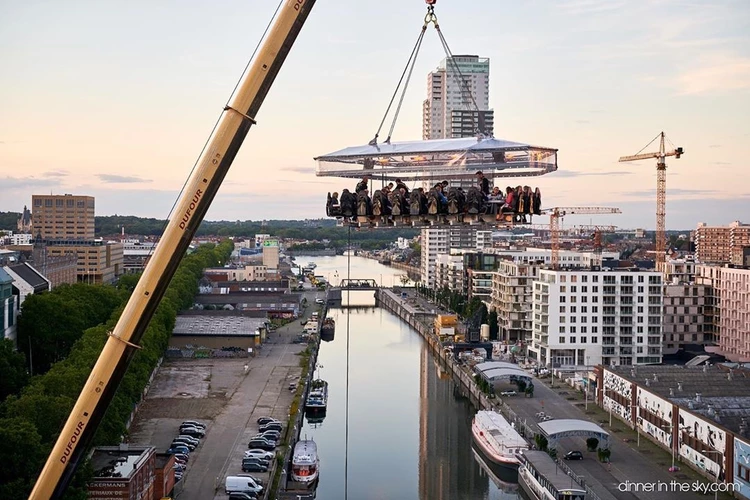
(225, 476), (263, 495)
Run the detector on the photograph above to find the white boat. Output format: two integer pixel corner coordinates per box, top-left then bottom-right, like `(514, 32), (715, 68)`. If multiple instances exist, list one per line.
(519, 450), (586, 500)
(471, 410), (529, 468)
(306, 379), (328, 412)
(291, 440), (319, 484)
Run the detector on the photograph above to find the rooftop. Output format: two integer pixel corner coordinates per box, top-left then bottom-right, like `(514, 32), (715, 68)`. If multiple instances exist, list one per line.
(7, 263), (49, 292)
(91, 446), (154, 480)
(609, 365), (750, 436)
(173, 315), (267, 337)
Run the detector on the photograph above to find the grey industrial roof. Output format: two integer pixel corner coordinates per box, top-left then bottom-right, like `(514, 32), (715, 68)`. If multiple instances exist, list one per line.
(194, 292), (301, 305)
(521, 451), (586, 493)
(609, 365), (750, 435)
(538, 419), (610, 439)
(8, 263), (48, 292)
(173, 315), (265, 337)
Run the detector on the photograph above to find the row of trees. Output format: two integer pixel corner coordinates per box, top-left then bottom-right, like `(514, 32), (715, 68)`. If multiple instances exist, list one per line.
(0, 240), (233, 498)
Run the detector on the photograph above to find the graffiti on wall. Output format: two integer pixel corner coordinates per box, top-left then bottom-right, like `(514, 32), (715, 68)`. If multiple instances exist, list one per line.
(637, 387), (673, 448)
(603, 369), (633, 423)
(678, 409), (726, 478)
(734, 437), (750, 499)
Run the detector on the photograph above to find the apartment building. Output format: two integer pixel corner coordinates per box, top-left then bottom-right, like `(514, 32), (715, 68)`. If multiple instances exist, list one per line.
(420, 227), (476, 287)
(422, 55), (493, 140)
(717, 266), (750, 362)
(490, 260), (542, 343)
(662, 283), (709, 355)
(695, 221), (750, 265)
(695, 264), (721, 345)
(530, 269), (663, 367)
(434, 254), (465, 293)
(664, 256), (698, 284)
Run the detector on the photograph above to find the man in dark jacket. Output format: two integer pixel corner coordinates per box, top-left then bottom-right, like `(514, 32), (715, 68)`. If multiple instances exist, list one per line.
(355, 175), (370, 194)
(476, 171), (490, 197)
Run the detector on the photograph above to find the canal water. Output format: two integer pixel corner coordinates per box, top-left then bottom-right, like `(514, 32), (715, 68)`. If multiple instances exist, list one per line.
(294, 255), (521, 500)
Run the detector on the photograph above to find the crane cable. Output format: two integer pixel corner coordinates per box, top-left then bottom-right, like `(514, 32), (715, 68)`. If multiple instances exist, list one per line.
(344, 225), (352, 500)
(368, 4), (487, 146)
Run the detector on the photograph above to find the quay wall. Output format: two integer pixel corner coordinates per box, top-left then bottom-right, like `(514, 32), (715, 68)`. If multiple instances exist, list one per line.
(376, 289), (494, 412)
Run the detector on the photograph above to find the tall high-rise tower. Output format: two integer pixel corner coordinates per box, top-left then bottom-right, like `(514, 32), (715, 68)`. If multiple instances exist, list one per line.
(422, 55), (493, 140)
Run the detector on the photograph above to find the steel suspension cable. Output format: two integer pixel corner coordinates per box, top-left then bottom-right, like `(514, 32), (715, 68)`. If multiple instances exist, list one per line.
(369, 16), (430, 146)
(344, 225), (351, 500)
(384, 29), (426, 144)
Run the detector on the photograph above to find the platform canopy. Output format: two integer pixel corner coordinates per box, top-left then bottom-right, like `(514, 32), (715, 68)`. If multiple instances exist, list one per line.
(315, 136), (558, 181)
(475, 361), (522, 372)
(478, 367), (532, 383)
(537, 419), (610, 448)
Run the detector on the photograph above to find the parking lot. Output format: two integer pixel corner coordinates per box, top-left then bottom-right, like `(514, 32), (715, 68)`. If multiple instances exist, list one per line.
(129, 292), (320, 499)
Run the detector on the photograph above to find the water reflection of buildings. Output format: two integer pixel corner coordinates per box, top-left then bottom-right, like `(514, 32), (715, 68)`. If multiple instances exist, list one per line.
(419, 344), (497, 500)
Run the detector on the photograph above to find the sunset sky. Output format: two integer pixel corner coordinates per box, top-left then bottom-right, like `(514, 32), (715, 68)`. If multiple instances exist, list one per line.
(1, 0), (749, 229)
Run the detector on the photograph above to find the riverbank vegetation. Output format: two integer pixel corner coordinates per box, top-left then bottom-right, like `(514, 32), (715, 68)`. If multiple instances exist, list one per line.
(0, 240), (233, 499)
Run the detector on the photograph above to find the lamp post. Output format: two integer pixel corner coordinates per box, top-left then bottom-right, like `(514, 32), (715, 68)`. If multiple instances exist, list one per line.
(585, 356), (590, 410)
(702, 449), (722, 500)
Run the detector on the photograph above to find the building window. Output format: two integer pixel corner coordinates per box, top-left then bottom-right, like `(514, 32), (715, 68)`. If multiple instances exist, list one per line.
(560, 326), (566, 333)
(593, 286), (598, 293)
(581, 326), (588, 333)
(570, 337), (577, 343)
(560, 276), (567, 283)
(593, 276), (599, 282)
(571, 327), (577, 333)
(571, 286), (577, 293)
(559, 337), (566, 343)
(592, 326), (598, 333)
(582, 286), (588, 293)
(559, 316), (566, 323)
(561, 286), (567, 292)
(638, 286), (644, 293)
(581, 336), (587, 343)
(637, 336), (643, 343)
(582, 306), (587, 313)
(592, 337), (598, 343)
(560, 306), (566, 313)
(582, 276), (588, 283)
(571, 306), (577, 313)
(638, 276), (644, 283)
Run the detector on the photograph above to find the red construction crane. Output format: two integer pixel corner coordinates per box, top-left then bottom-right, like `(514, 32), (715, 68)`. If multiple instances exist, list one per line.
(544, 207), (621, 269)
(619, 132), (684, 272)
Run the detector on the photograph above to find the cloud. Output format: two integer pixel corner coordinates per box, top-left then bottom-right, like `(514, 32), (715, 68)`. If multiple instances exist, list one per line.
(713, 161), (731, 166)
(279, 166), (313, 174)
(557, 0), (628, 15)
(43, 169), (69, 178)
(575, 120), (591, 124)
(708, 144), (722, 149)
(674, 54), (750, 95)
(6, 176), (60, 190)
(97, 174), (152, 183)
(619, 188), (719, 199)
(550, 170), (633, 178)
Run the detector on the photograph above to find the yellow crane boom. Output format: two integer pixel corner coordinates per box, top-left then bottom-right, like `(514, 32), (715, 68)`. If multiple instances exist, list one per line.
(29, 1), (318, 497)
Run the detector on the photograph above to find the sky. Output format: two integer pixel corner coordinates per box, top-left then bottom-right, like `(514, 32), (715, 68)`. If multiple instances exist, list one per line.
(1, 0), (749, 230)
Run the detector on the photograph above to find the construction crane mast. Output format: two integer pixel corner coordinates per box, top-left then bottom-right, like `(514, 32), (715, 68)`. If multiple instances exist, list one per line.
(29, 0), (318, 497)
(546, 207), (621, 269)
(619, 131), (684, 272)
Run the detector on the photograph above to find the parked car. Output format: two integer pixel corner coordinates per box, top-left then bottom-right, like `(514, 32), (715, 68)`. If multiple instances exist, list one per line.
(241, 462), (268, 473)
(181, 420), (206, 429)
(245, 450), (275, 461)
(259, 422), (282, 432)
(242, 457), (270, 468)
(315, 298), (324, 304)
(235, 473), (264, 486)
(254, 430), (281, 441)
(229, 493), (258, 500)
(225, 475), (263, 495)
(247, 438), (276, 451)
(564, 450), (584, 460)
(172, 453), (189, 463)
(250, 436), (278, 447)
(180, 426), (205, 438)
(257, 417), (279, 425)
(171, 440), (196, 451)
(167, 446), (190, 456)
(176, 435), (200, 445)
